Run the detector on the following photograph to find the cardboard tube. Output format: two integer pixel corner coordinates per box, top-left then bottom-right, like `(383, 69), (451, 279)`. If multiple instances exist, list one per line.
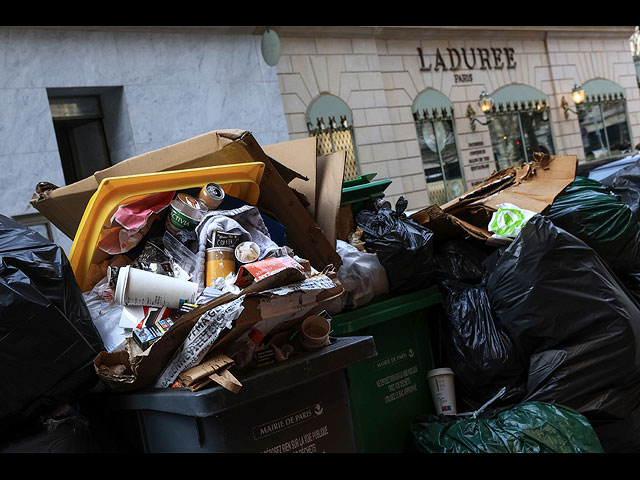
(114, 265), (198, 309)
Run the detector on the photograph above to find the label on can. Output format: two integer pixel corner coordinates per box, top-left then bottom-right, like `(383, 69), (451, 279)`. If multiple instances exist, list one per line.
(167, 207), (201, 231)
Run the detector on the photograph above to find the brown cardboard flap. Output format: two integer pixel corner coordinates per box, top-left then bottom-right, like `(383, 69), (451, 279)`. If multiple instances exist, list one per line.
(412, 153), (577, 240)
(315, 151), (346, 251)
(263, 137), (316, 214)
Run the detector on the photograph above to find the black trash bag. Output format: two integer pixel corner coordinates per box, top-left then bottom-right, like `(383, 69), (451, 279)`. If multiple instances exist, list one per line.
(485, 214), (640, 422)
(439, 280), (528, 412)
(410, 401), (604, 453)
(0, 215), (104, 436)
(548, 176), (640, 275)
(355, 197), (435, 293)
(433, 239), (490, 283)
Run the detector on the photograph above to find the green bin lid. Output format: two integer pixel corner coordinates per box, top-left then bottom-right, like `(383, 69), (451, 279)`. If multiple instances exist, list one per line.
(331, 286), (441, 335)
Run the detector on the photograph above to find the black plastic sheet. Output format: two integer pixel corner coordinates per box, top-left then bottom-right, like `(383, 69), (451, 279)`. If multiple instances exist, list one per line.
(0, 215), (104, 435)
(486, 215), (640, 422)
(355, 197), (434, 293)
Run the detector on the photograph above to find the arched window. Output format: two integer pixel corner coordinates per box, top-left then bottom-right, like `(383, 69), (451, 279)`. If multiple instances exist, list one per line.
(306, 93), (360, 181)
(412, 89), (464, 205)
(484, 84), (555, 170)
(577, 78), (632, 161)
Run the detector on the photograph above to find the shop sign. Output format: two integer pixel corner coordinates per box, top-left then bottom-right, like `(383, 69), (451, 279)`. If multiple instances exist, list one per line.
(417, 47), (516, 72)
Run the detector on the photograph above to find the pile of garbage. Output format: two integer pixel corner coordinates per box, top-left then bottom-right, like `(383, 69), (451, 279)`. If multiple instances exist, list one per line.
(409, 152), (640, 453)
(7, 125), (640, 453)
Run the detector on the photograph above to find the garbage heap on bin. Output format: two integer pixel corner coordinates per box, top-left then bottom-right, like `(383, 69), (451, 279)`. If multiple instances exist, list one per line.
(18, 126), (640, 453)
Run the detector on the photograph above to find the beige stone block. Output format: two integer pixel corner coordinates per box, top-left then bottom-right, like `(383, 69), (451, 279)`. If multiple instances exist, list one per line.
(403, 190), (430, 211)
(354, 143), (373, 164)
(358, 160), (389, 179)
(385, 89), (413, 108)
(392, 71), (418, 98)
(398, 157), (422, 176)
(380, 125), (396, 143)
(374, 90), (388, 108)
(339, 72), (361, 102)
(316, 38), (352, 55)
(358, 71), (384, 90)
(327, 55), (346, 93)
(275, 55), (292, 74)
(379, 55), (404, 72)
(345, 55), (370, 72)
(281, 93), (307, 115)
(280, 37), (317, 55)
(387, 39), (420, 55)
(354, 125), (383, 145)
(393, 122), (419, 142)
(352, 38), (378, 54)
(347, 90), (376, 110)
(310, 56), (329, 94)
(362, 107), (390, 126)
(364, 55), (380, 72)
(288, 113), (308, 134)
(371, 141), (397, 162)
(281, 74), (312, 104)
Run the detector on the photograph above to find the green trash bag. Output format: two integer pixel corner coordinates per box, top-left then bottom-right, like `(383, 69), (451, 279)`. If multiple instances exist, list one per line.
(410, 402), (604, 453)
(548, 176), (640, 275)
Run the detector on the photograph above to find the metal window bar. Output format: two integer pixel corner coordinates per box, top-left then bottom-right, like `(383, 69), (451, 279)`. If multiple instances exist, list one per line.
(307, 115), (359, 181)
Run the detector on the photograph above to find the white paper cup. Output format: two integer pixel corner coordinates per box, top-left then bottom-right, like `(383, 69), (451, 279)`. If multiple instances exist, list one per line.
(235, 241), (260, 264)
(300, 315), (331, 351)
(426, 368), (457, 415)
(114, 265), (198, 309)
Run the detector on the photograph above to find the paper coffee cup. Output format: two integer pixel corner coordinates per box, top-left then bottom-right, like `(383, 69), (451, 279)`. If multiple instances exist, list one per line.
(114, 265), (198, 309)
(300, 315), (331, 351)
(205, 247), (235, 285)
(427, 368), (457, 415)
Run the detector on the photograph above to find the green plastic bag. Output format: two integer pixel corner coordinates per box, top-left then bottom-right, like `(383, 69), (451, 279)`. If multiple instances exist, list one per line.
(548, 177), (640, 274)
(548, 176), (640, 275)
(410, 402), (604, 453)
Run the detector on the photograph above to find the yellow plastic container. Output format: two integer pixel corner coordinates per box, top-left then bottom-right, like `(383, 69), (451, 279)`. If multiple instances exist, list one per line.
(69, 162), (265, 292)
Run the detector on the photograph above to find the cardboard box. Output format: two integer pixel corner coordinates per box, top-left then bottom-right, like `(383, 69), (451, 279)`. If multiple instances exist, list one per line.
(31, 130), (341, 272)
(410, 153), (577, 241)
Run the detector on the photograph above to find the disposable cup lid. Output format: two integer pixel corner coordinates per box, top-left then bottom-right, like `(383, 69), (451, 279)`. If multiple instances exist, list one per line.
(426, 367), (454, 379)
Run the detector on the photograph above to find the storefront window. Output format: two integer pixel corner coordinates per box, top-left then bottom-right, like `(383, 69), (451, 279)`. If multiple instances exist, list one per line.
(306, 94), (360, 181)
(412, 89), (464, 205)
(485, 85), (555, 170)
(577, 80), (631, 161)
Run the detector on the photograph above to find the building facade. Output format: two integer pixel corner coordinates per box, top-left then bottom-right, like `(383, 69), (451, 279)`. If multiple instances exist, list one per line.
(274, 26), (639, 210)
(0, 26), (289, 252)
(1, 26), (638, 252)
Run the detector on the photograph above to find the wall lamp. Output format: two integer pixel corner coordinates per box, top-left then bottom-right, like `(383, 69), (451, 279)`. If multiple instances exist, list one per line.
(467, 91), (494, 131)
(561, 84), (586, 119)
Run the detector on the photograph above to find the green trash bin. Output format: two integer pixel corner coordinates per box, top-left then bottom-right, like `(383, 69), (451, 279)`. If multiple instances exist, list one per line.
(331, 286), (442, 453)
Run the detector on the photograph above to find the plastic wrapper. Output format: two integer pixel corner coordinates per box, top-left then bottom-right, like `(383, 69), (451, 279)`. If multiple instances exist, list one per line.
(355, 197), (435, 293)
(548, 176), (640, 275)
(335, 239), (389, 310)
(410, 402), (604, 453)
(0, 215), (104, 435)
